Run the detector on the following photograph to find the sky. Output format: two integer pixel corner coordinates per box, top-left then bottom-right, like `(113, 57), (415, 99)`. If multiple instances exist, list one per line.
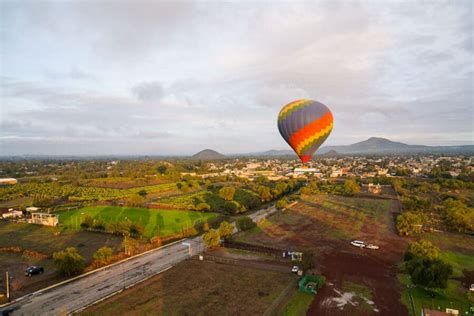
(0, 0), (472, 156)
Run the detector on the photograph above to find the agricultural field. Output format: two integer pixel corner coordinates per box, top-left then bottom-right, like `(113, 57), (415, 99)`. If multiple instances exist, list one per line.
(81, 259), (293, 316)
(235, 193), (408, 315)
(156, 188), (261, 212)
(0, 182), (179, 204)
(0, 221), (123, 298)
(57, 206), (218, 238)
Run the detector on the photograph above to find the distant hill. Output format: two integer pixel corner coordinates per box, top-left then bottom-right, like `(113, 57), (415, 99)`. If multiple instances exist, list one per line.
(252, 137), (474, 157)
(191, 149), (226, 160)
(317, 137), (474, 155)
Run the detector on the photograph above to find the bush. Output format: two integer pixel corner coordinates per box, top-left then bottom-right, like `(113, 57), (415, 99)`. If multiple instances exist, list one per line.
(442, 199), (473, 232)
(224, 201), (240, 215)
(93, 246), (113, 264)
(218, 221), (234, 239)
(202, 229), (221, 248)
(405, 258), (452, 289)
(276, 198), (288, 210)
(208, 215), (227, 229)
(236, 216), (256, 231)
(396, 212), (426, 236)
(53, 247), (85, 276)
(219, 186), (236, 201)
(80, 215), (94, 229)
(405, 240), (439, 261)
(343, 179), (360, 195)
(195, 202), (211, 212)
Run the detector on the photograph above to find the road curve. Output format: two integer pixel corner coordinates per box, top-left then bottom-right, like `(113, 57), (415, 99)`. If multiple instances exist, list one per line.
(7, 207), (276, 315)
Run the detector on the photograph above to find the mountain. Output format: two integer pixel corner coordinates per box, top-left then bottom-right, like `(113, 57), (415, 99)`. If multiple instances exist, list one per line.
(252, 137), (474, 156)
(317, 137), (474, 155)
(191, 149), (226, 160)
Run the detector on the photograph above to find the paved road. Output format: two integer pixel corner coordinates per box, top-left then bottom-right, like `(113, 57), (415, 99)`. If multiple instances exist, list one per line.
(6, 207), (277, 315)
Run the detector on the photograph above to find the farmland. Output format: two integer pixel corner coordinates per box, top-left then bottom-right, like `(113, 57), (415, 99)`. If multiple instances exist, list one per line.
(81, 259), (293, 316)
(235, 193), (408, 315)
(0, 182), (179, 203)
(58, 206), (218, 238)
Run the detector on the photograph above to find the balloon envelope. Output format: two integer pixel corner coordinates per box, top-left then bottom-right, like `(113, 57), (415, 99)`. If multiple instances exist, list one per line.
(277, 99), (333, 163)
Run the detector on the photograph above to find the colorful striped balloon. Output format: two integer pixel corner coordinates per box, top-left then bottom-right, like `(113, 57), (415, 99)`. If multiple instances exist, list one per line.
(277, 99), (333, 163)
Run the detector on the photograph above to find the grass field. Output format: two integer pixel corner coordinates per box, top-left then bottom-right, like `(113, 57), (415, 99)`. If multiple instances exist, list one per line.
(397, 229), (474, 315)
(57, 206), (218, 238)
(82, 259), (293, 316)
(283, 291), (314, 316)
(398, 274), (473, 316)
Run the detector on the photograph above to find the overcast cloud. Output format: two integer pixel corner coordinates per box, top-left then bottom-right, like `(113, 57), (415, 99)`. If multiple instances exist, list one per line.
(0, 0), (472, 155)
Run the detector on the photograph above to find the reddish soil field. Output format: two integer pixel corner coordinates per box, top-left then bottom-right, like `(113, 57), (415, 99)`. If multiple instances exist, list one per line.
(236, 195), (409, 315)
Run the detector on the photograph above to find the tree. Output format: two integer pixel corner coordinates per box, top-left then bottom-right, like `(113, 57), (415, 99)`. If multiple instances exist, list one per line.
(276, 198), (289, 210)
(257, 186), (272, 202)
(236, 216), (256, 231)
(156, 165), (167, 174)
(93, 246), (113, 264)
(202, 229), (221, 248)
(219, 187), (236, 201)
(53, 247), (85, 276)
(80, 215), (94, 229)
(405, 240), (439, 261)
(126, 194), (145, 207)
(218, 221), (234, 239)
(122, 236), (140, 255)
(396, 212), (426, 236)
(343, 179), (360, 195)
(224, 201), (240, 215)
(406, 258), (452, 289)
(442, 199), (473, 232)
(195, 202), (211, 212)
(137, 189), (147, 197)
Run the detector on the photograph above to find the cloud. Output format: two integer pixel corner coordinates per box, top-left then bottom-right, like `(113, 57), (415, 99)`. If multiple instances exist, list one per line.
(131, 81), (164, 101)
(0, 1), (472, 155)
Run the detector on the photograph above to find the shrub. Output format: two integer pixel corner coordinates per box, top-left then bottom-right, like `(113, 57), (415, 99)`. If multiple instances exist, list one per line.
(53, 247), (85, 276)
(405, 240), (439, 261)
(219, 187), (236, 201)
(218, 221), (234, 239)
(396, 212), (426, 236)
(203, 229), (221, 248)
(224, 201), (240, 215)
(276, 198), (289, 210)
(195, 202), (211, 212)
(236, 216), (256, 231)
(93, 246), (113, 264)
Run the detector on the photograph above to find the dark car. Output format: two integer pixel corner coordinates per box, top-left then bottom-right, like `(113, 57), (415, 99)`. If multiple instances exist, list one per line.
(1, 306), (18, 316)
(25, 266), (44, 276)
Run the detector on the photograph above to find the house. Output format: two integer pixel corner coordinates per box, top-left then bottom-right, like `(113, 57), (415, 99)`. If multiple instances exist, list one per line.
(29, 213), (59, 227)
(368, 183), (382, 194)
(2, 209), (23, 219)
(26, 206), (40, 213)
(0, 178), (18, 185)
(421, 308), (459, 316)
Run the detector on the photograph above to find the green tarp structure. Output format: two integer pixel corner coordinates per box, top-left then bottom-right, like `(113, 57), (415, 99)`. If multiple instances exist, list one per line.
(298, 275), (325, 294)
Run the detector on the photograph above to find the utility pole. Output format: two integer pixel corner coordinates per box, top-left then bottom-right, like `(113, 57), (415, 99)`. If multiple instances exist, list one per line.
(6, 271), (10, 301)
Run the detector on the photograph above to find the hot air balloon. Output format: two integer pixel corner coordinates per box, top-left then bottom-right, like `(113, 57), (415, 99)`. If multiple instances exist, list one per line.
(277, 99), (333, 164)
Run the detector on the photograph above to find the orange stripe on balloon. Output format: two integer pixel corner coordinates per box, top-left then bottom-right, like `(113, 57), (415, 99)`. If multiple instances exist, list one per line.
(288, 111), (333, 149)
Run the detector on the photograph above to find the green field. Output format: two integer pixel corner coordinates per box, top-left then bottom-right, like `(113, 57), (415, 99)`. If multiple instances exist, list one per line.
(58, 206), (217, 238)
(283, 291), (314, 316)
(398, 274), (473, 316)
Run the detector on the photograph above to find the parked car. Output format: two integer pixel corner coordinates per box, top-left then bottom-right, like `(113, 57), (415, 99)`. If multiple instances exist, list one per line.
(1, 306), (18, 316)
(470, 284), (474, 292)
(291, 266), (299, 273)
(350, 240), (365, 248)
(25, 266), (44, 276)
(366, 244), (379, 250)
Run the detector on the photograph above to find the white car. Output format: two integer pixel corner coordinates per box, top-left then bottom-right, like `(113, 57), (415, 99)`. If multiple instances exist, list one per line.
(291, 266), (299, 273)
(350, 240), (366, 248)
(470, 284), (474, 292)
(366, 244), (379, 250)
